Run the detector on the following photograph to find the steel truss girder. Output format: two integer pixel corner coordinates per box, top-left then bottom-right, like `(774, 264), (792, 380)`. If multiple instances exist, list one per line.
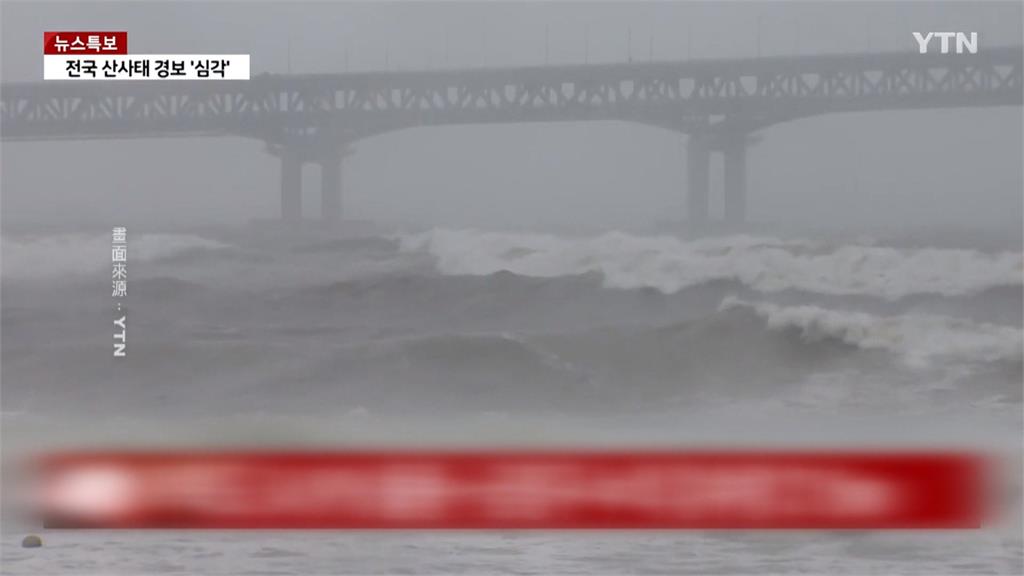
(2, 47), (1020, 142)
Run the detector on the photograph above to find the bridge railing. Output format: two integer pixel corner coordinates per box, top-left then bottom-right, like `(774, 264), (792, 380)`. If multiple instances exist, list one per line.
(2, 47), (1020, 142)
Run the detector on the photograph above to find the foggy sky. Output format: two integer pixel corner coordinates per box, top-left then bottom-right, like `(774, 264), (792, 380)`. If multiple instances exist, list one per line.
(1, 1), (1021, 233)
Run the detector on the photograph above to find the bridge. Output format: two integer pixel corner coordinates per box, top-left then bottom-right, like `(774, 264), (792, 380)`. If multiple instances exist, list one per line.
(2, 46), (1021, 225)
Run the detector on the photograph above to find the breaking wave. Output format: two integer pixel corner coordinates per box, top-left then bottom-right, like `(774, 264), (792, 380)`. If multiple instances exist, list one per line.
(400, 229), (1023, 300)
(3, 227), (1020, 415)
(721, 297), (1023, 368)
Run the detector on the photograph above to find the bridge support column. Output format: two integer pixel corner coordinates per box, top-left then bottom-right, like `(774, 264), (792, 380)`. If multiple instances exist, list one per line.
(320, 155), (342, 223)
(280, 148), (302, 222)
(723, 136), (747, 225)
(687, 137), (710, 226)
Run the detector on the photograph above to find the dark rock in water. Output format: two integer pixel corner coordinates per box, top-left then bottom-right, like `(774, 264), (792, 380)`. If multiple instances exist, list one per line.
(22, 534), (43, 548)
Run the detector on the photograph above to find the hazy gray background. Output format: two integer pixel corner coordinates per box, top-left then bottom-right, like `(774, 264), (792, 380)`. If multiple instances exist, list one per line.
(1, 1), (1021, 233)
(3, 4), (1022, 574)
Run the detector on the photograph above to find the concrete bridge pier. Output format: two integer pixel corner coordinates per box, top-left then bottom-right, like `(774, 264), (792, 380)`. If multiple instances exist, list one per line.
(280, 147), (303, 223)
(320, 154), (342, 223)
(723, 136), (748, 225)
(686, 136), (710, 226)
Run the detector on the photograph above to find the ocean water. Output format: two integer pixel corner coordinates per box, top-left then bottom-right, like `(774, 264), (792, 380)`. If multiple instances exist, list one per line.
(1, 226), (1022, 574)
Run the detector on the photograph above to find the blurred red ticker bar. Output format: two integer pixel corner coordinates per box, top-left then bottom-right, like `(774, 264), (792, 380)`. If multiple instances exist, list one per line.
(34, 451), (986, 529)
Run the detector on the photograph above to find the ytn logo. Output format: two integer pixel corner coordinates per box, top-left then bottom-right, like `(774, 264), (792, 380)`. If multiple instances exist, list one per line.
(913, 32), (978, 54)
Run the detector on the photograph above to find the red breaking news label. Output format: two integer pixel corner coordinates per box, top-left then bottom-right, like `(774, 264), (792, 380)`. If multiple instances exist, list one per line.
(35, 451), (985, 529)
(43, 32), (127, 55)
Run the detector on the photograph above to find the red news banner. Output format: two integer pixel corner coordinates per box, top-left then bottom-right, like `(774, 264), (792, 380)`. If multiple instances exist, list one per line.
(44, 32), (128, 54)
(35, 451), (986, 529)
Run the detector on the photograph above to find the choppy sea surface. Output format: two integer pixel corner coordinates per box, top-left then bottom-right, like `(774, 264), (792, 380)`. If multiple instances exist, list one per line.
(2, 225), (1022, 574)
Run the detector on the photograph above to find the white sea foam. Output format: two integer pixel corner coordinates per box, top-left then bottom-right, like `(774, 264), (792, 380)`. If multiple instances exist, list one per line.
(721, 296), (1023, 367)
(1, 233), (225, 279)
(401, 229), (1023, 299)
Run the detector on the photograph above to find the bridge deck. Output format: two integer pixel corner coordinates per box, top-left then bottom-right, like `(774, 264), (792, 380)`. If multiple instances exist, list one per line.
(2, 46), (1021, 144)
